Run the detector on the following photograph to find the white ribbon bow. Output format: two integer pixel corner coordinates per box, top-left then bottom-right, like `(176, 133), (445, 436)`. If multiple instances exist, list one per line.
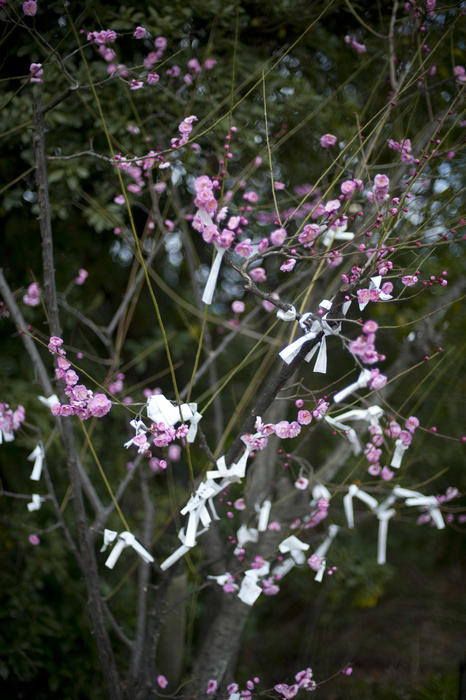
(28, 444), (44, 481)
(104, 531), (154, 569)
(390, 439), (409, 469)
(344, 485), (378, 529)
(146, 394), (202, 443)
(333, 369), (372, 404)
(256, 499), (272, 532)
(358, 275), (393, 311)
(279, 300), (338, 374)
(27, 494), (44, 512)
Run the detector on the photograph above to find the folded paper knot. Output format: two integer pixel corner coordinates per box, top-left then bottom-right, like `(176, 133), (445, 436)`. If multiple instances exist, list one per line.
(100, 529), (118, 552)
(276, 305), (297, 321)
(333, 369), (372, 404)
(38, 394), (59, 408)
(358, 275), (393, 311)
(376, 508), (396, 565)
(279, 299), (339, 373)
(27, 493), (44, 512)
(104, 531), (154, 569)
(390, 438), (409, 469)
(344, 485), (378, 528)
(325, 415), (361, 454)
(146, 394), (202, 443)
(279, 535), (310, 564)
(256, 499), (272, 532)
(28, 443), (45, 481)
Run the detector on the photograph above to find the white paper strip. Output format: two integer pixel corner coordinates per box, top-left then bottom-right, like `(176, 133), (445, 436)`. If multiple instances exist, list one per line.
(202, 247), (226, 305)
(38, 394), (60, 408)
(100, 529), (118, 552)
(257, 499), (272, 532)
(28, 444), (44, 481)
(314, 557), (326, 582)
(390, 439), (409, 469)
(238, 573), (263, 606)
(334, 369), (372, 404)
(314, 524), (340, 558)
(277, 306), (297, 321)
(377, 508), (395, 564)
(105, 531), (154, 569)
(27, 493), (43, 512)
(344, 485), (378, 529)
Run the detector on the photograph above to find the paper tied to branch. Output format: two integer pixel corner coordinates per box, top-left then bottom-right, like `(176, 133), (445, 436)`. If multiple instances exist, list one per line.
(358, 275), (393, 311)
(376, 508), (396, 565)
(276, 306), (297, 321)
(333, 369), (372, 404)
(256, 499), (272, 532)
(38, 394), (60, 409)
(28, 443), (44, 481)
(146, 394), (202, 443)
(104, 531), (154, 569)
(238, 560), (270, 606)
(325, 415), (361, 455)
(390, 438), (409, 469)
(321, 222), (355, 247)
(27, 493), (44, 512)
(344, 485), (378, 529)
(279, 299), (340, 373)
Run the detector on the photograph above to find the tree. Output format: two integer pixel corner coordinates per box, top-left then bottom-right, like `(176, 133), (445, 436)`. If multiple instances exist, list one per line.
(0, 1), (465, 698)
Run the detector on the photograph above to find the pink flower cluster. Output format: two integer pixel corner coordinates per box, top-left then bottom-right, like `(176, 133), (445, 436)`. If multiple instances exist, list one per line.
(368, 173), (390, 203)
(29, 63), (43, 84)
(75, 268), (88, 286)
(305, 497), (329, 529)
(23, 282), (40, 306)
(23, 1), (37, 16)
(171, 115), (198, 148)
(366, 414), (419, 478)
(349, 320), (386, 365)
(298, 224), (320, 248)
(345, 34), (366, 53)
(47, 337), (112, 419)
(87, 29), (117, 45)
(340, 178), (363, 197)
(388, 137), (414, 163)
(0, 402), (25, 440)
(274, 667), (316, 697)
(320, 133), (337, 148)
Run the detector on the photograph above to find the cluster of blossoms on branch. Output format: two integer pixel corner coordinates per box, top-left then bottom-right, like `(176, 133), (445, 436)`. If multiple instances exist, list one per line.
(0, 401), (25, 443)
(47, 337), (112, 419)
(23, 281), (40, 306)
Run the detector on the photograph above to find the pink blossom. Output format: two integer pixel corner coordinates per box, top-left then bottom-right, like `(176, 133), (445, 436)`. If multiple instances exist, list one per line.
(154, 36), (167, 50)
(75, 268), (88, 285)
(268, 521), (281, 531)
(234, 498), (246, 510)
(368, 368), (387, 390)
(280, 259), (296, 272)
(88, 394), (112, 418)
(188, 58), (201, 73)
(297, 410), (312, 425)
(274, 181), (285, 190)
(28, 533), (40, 545)
(320, 133), (337, 148)
(250, 267), (266, 283)
(325, 199), (341, 213)
(341, 179), (357, 196)
(147, 72), (160, 85)
(381, 466), (394, 481)
(133, 26), (146, 39)
(243, 190), (258, 203)
(157, 675), (168, 688)
(234, 239), (253, 257)
(29, 63), (43, 83)
(204, 59), (217, 69)
(402, 275), (418, 286)
(295, 476), (309, 490)
(232, 300), (245, 313)
(405, 415), (419, 433)
(307, 553), (322, 571)
(270, 227), (287, 245)
(298, 224), (319, 247)
(23, 1), (37, 16)
(23, 282), (40, 306)
(206, 679), (217, 695)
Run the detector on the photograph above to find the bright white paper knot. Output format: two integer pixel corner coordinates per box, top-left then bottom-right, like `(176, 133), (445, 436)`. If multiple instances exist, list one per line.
(358, 275), (393, 311)
(28, 443), (44, 481)
(146, 394), (202, 443)
(279, 299), (339, 373)
(333, 369), (372, 404)
(277, 306), (297, 321)
(104, 531), (154, 569)
(27, 494), (44, 512)
(344, 485), (378, 529)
